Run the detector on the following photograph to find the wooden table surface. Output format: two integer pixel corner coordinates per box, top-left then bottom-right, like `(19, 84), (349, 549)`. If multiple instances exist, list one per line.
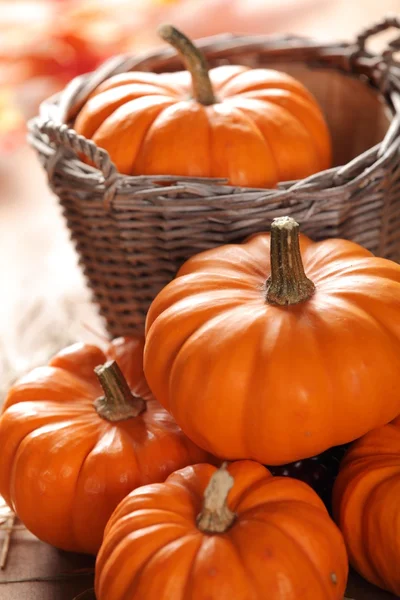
(1, 0), (400, 598)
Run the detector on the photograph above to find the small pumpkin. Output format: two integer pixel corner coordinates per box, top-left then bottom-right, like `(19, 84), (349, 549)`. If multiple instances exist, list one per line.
(333, 415), (400, 595)
(144, 216), (400, 465)
(95, 461), (348, 600)
(74, 25), (331, 187)
(0, 336), (210, 554)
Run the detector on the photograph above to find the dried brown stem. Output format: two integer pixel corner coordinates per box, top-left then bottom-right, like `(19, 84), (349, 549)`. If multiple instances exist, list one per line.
(158, 24), (216, 105)
(94, 361), (145, 422)
(197, 463), (236, 533)
(265, 216), (315, 306)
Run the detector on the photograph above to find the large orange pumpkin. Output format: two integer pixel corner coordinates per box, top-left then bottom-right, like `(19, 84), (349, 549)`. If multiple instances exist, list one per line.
(95, 461), (348, 600)
(0, 336), (210, 554)
(333, 415), (400, 595)
(144, 216), (400, 465)
(74, 25), (331, 187)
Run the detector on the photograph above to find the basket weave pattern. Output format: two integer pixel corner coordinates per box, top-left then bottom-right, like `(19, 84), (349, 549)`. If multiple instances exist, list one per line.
(29, 17), (400, 336)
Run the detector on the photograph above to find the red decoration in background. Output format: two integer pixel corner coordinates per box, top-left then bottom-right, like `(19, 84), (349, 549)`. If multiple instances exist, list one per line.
(0, 0), (332, 153)
(0, 0), (137, 151)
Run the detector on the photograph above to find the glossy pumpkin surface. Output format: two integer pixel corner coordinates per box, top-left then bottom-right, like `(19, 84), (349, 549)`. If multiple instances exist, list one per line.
(333, 415), (400, 595)
(0, 336), (210, 554)
(74, 26), (331, 187)
(144, 217), (400, 465)
(96, 460), (348, 600)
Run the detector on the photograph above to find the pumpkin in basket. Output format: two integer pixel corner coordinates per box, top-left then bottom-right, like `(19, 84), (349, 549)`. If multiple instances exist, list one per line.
(74, 25), (331, 187)
(0, 336), (211, 555)
(332, 415), (400, 595)
(95, 460), (348, 600)
(144, 216), (400, 465)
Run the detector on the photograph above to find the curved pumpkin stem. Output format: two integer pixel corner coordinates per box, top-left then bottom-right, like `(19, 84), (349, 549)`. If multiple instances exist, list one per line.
(197, 463), (236, 533)
(265, 216), (315, 306)
(94, 360), (145, 422)
(158, 24), (217, 106)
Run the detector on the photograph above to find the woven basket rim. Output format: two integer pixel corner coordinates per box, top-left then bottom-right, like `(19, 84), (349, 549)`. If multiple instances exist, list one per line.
(28, 23), (400, 207)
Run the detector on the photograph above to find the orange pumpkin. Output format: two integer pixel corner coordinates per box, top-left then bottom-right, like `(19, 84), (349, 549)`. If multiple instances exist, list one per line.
(0, 336), (210, 554)
(144, 216), (400, 465)
(95, 460), (348, 600)
(333, 415), (400, 595)
(74, 25), (331, 187)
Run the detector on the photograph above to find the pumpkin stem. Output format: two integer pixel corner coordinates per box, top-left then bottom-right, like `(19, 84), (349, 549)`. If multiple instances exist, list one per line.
(197, 463), (236, 533)
(158, 24), (217, 106)
(94, 360), (146, 422)
(265, 216), (315, 306)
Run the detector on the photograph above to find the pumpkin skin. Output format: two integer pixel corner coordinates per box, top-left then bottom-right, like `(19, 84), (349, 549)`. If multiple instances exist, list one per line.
(144, 220), (400, 465)
(333, 415), (400, 595)
(95, 460), (348, 600)
(74, 27), (331, 187)
(0, 336), (210, 554)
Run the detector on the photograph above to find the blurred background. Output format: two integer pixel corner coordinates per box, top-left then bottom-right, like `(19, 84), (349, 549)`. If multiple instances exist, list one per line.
(0, 0), (399, 391)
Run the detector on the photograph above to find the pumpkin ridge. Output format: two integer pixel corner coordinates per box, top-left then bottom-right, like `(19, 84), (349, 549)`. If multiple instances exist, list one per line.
(327, 288), (400, 349)
(294, 309), (336, 448)
(257, 96), (321, 170)
(225, 96), (318, 182)
(159, 71), (189, 94)
(122, 507), (195, 527)
(92, 96), (176, 174)
(0, 407), (85, 506)
(225, 534), (260, 599)
(210, 65), (251, 97)
(241, 314), (278, 460)
(3, 366), (98, 410)
(135, 533), (204, 600)
(146, 290), (261, 411)
(95, 93), (176, 127)
(333, 463), (398, 588)
(362, 471), (400, 597)
(11, 419), (98, 552)
(96, 523), (188, 598)
(228, 102), (280, 183)
(246, 510), (340, 598)
(132, 100), (211, 177)
(230, 512), (333, 599)
(242, 90), (328, 169)
(299, 240), (374, 278)
(308, 298), (400, 446)
(114, 526), (191, 599)
(75, 86), (178, 139)
(362, 470), (400, 588)
(220, 68), (315, 102)
(313, 263), (400, 288)
(90, 71), (181, 97)
(206, 102), (278, 185)
(350, 469), (396, 589)
(179, 534), (208, 600)
(168, 302), (267, 448)
(230, 474), (274, 513)
(70, 428), (103, 551)
(178, 246), (271, 280)
(241, 309), (323, 463)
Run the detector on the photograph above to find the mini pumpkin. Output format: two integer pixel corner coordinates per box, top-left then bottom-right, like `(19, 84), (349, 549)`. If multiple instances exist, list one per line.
(333, 415), (400, 595)
(144, 216), (400, 465)
(0, 336), (210, 554)
(74, 25), (331, 187)
(95, 461), (348, 600)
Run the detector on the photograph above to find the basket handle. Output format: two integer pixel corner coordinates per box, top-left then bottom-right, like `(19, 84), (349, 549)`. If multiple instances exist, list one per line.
(355, 15), (400, 61)
(36, 120), (120, 209)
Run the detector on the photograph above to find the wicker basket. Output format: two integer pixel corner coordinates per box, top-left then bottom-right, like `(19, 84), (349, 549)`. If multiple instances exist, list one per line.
(29, 17), (400, 337)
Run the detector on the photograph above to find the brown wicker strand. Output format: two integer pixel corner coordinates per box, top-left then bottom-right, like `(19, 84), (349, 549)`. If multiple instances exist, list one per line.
(28, 18), (400, 336)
